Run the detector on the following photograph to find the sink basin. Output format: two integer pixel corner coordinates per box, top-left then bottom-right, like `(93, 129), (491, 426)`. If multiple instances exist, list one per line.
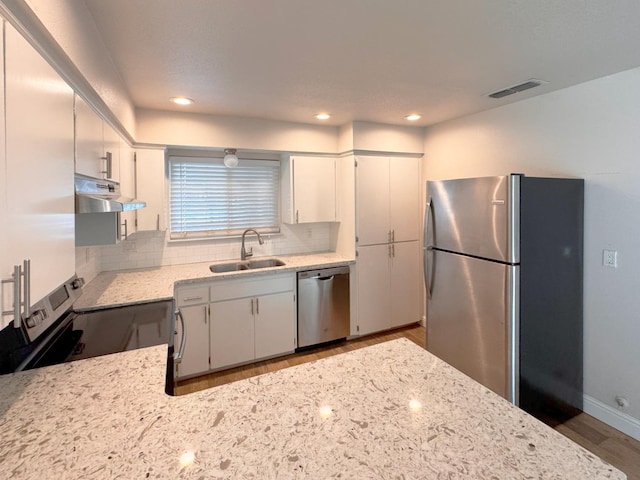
(209, 258), (286, 273)
(209, 262), (250, 273)
(247, 258), (286, 269)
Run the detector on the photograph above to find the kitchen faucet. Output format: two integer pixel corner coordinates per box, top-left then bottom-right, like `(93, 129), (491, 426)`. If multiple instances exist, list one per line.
(241, 229), (264, 260)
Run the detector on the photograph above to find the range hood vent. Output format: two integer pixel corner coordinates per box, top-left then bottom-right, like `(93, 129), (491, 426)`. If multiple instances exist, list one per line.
(75, 174), (146, 214)
(488, 79), (545, 99)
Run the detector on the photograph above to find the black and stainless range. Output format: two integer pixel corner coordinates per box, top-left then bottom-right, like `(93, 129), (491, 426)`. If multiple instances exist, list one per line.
(0, 274), (172, 376)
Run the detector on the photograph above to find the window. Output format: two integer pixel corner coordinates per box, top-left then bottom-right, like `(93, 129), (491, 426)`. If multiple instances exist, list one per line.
(169, 156), (280, 239)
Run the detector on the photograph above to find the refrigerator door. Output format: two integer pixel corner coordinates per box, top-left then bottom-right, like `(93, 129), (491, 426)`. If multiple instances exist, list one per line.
(426, 250), (518, 401)
(426, 175), (519, 263)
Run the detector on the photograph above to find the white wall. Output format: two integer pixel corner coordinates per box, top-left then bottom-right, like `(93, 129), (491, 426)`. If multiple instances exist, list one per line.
(136, 108), (338, 153)
(340, 121), (424, 154)
(76, 223), (333, 274)
(423, 66), (640, 437)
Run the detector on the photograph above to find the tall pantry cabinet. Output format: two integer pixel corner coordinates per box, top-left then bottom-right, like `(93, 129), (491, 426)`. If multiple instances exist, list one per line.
(1, 22), (75, 328)
(355, 156), (421, 336)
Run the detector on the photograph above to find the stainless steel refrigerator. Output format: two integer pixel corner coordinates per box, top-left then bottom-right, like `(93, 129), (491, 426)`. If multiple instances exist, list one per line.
(424, 174), (584, 423)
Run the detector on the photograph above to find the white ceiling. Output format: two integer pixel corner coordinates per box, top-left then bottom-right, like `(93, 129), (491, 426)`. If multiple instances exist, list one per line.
(83, 0), (640, 127)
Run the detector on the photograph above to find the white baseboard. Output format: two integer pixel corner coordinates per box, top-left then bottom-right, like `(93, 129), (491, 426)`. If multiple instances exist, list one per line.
(583, 394), (640, 441)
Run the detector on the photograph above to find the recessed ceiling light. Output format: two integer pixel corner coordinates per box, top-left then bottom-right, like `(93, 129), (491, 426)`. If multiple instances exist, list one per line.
(315, 113), (331, 120)
(170, 97), (194, 106)
(405, 114), (421, 121)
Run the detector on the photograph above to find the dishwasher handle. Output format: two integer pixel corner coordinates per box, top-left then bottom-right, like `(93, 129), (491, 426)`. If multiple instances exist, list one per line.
(316, 275), (334, 281)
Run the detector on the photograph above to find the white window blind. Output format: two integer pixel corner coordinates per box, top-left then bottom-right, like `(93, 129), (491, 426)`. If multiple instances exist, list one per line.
(169, 156), (280, 239)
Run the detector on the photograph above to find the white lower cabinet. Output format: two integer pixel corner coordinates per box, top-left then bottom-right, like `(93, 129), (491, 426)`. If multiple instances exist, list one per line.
(174, 273), (296, 380)
(254, 291), (297, 359)
(356, 241), (421, 336)
(210, 297), (255, 369)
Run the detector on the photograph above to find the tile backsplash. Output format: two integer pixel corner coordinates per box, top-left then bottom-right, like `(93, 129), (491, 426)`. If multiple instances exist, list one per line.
(75, 223), (333, 281)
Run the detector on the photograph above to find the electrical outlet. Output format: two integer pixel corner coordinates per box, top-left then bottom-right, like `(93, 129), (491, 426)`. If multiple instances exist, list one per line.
(603, 249), (618, 268)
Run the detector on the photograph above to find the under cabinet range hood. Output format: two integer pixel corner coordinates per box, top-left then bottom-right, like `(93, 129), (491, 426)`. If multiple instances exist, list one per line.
(75, 174), (146, 213)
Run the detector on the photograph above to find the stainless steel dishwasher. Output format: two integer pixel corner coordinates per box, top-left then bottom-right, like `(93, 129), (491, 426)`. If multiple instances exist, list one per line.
(297, 266), (350, 349)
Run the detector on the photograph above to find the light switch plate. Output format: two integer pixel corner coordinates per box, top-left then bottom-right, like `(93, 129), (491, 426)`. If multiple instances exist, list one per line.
(603, 249), (618, 268)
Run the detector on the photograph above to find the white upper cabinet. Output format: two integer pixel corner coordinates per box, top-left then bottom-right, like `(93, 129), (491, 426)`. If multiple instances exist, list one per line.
(389, 157), (421, 243)
(74, 94), (120, 181)
(356, 156), (420, 246)
(74, 95), (103, 179)
(2, 24), (75, 322)
(281, 155), (336, 223)
(135, 148), (166, 231)
(355, 156), (390, 245)
(103, 121), (121, 182)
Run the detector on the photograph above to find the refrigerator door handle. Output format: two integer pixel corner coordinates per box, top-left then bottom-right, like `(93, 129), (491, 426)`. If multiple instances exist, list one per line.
(424, 197), (435, 298)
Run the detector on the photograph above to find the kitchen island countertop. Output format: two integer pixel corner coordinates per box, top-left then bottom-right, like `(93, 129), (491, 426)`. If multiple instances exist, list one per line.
(75, 252), (353, 310)
(0, 338), (625, 479)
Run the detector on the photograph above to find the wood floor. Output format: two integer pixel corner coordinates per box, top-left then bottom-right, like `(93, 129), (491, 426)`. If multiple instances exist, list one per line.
(176, 324), (640, 479)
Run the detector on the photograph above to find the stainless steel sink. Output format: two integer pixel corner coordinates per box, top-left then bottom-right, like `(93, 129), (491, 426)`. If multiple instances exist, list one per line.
(247, 258), (286, 269)
(209, 262), (250, 273)
(209, 258), (286, 273)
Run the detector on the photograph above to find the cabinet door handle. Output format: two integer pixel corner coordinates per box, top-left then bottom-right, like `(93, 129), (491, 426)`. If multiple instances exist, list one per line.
(392, 229), (395, 243)
(156, 213), (160, 231)
(174, 309), (186, 363)
(295, 210), (299, 224)
(22, 259), (31, 318)
(388, 244), (392, 258)
(204, 305), (207, 324)
(256, 298), (259, 315)
(183, 296), (203, 302)
(121, 219), (128, 240)
(1, 263), (24, 327)
(101, 151), (113, 179)
(251, 298), (254, 315)
(392, 243), (395, 257)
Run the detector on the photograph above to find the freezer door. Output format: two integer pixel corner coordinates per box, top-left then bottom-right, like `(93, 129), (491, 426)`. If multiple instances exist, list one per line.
(426, 250), (518, 401)
(426, 175), (519, 263)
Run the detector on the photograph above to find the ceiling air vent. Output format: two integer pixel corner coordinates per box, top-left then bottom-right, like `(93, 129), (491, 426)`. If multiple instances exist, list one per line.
(488, 79), (544, 99)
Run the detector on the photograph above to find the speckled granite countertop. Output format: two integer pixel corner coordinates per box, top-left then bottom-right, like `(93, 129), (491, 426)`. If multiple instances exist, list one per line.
(0, 338), (624, 479)
(75, 252), (353, 310)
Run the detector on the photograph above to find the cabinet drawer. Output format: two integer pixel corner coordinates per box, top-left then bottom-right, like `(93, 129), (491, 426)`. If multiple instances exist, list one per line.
(211, 273), (295, 302)
(175, 285), (210, 306)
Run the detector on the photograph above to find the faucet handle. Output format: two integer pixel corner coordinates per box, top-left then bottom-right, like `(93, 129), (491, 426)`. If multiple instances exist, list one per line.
(246, 247), (253, 258)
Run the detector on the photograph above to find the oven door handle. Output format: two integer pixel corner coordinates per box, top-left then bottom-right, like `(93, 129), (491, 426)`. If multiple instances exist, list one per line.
(174, 309), (186, 364)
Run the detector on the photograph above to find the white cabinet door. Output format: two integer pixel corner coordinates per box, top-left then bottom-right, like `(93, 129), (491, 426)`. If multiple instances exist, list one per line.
(175, 303), (210, 379)
(0, 28), (7, 323)
(254, 291), (296, 359)
(103, 122), (120, 181)
(3, 25), (75, 309)
(135, 148), (166, 231)
(389, 158), (420, 243)
(356, 244), (391, 335)
(390, 241), (421, 328)
(282, 155), (336, 224)
(292, 156), (336, 223)
(210, 297), (255, 369)
(356, 156), (390, 246)
(74, 95), (104, 179)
